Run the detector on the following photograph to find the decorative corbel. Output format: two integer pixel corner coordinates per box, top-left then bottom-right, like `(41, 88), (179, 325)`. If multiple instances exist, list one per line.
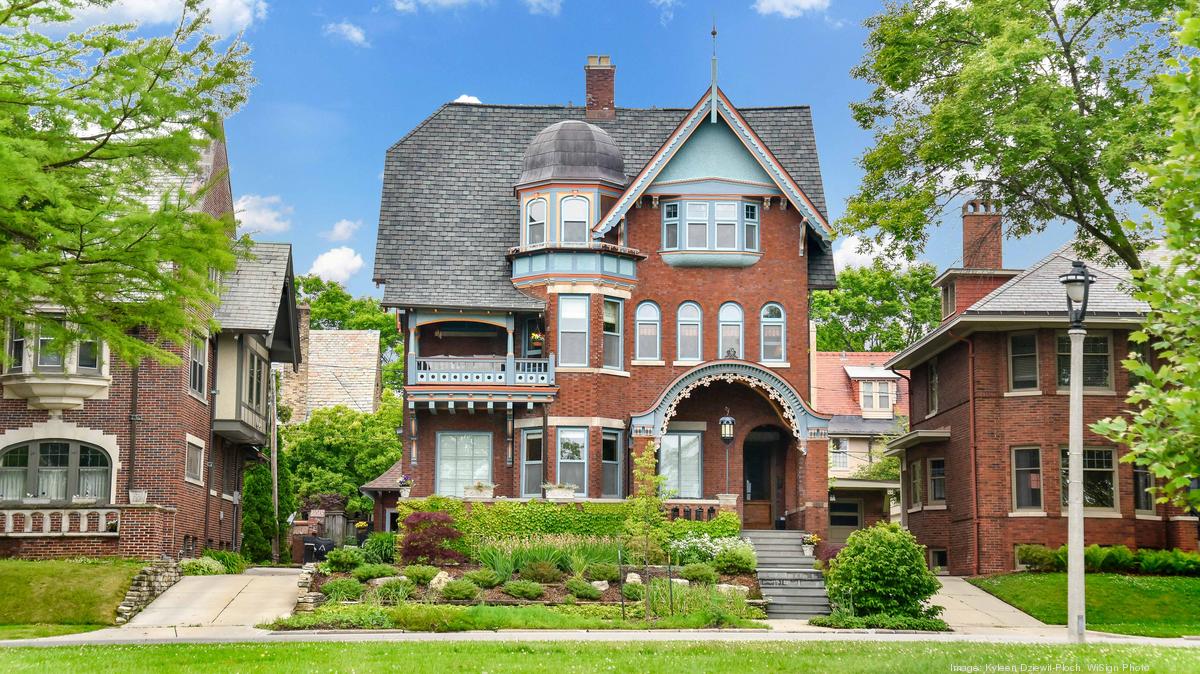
(762, 196), (771, 211)
(651, 195), (659, 208)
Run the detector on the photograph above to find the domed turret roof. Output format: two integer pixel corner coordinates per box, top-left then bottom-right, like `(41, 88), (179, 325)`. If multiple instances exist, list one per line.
(517, 120), (625, 187)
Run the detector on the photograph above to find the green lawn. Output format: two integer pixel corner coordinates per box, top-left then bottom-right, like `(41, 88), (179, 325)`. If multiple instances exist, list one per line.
(1, 642), (1197, 673)
(0, 558), (144, 631)
(0, 624), (105, 640)
(969, 572), (1200, 637)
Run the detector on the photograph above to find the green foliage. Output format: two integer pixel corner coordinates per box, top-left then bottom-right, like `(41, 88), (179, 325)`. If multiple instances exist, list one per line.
(320, 578), (365, 602)
(851, 455), (902, 483)
(0, 0), (253, 366)
(475, 546), (516, 583)
(201, 549), (247, 575)
(438, 579), (480, 601)
(811, 262), (940, 351)
(271, 603), (394, 630)
(565, 577), (601, 600)
(565, 552), (589, 579)
(1093, 4), (1200, 511)
(713, 545), (757, 575)
(666, 512), (741, 540)
(809, 612), (950, 631)
(502, 579), (545, 600)
(401, 565), (439, 587)
(621, 582), (645, 601)
(240, 452), (297, 563)
(362, 532), (397, 565)
(296, 275), (404, 391)
(351, 564), (400, 583)
(844, 0), (1175, 270)
(372, 578), (414, 604)
(1016, 544), (1200, 576)
(585, 563), (620, 583)
(1103, 546), (1138, 573)
(324, 547), (365, 573)
(283, 390), (404, 515)
(1016, 544), (1063, 573)
(180, 557), (226, 576)
(679, 563), (719, 585)
(825, 523), (942, 618)
(644, 578), (757, 621)
(463, 569), (501, 589)
(519, 561), (563, 584)
(624, 442), (670, 564)
(1085, 545), (1110, 574)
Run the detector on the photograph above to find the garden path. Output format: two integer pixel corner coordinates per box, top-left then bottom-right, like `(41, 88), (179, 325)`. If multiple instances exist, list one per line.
(126, 567), (300, 628)
(931, 577), (1043, 629)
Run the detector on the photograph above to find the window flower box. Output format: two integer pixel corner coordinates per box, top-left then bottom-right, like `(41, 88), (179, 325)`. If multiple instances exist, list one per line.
(543, 483), (577, 500)
(128, 489), (148, 505)
(463, 482), (495, 499)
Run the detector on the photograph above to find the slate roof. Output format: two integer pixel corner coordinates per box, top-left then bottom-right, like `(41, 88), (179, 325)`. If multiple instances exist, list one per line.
(828, 415), (905, 437)
(375, 102), (831, 310)
(215, 242), (293, 332)
(361, 457), (408, 492)
(303, 330), (381, 417)
(813, 351), (908, 417)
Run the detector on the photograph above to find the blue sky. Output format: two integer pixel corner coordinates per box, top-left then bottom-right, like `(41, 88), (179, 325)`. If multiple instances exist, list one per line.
(92, 0), (1074, 297)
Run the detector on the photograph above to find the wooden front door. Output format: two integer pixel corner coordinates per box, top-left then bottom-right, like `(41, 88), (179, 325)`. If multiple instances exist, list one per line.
(743, 434), (781, 529)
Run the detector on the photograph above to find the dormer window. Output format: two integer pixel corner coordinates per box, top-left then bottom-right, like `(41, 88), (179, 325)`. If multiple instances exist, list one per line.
(526, 199), (546, 246)
(860, 380), (893, 417)
(560, 197), (589, 245)
(662, 200), (763, 255)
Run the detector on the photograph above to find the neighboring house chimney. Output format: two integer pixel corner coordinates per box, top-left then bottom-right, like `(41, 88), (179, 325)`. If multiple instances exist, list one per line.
(961, 199), (1003, 269)
(585, 55), (615, 120)
(280, 304), (310, 422)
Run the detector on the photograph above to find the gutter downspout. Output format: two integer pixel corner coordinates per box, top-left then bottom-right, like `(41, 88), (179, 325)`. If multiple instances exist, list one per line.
(948, 330), (980, 575)
(126, 364), (140, 495)
(204, 335), (217, 549)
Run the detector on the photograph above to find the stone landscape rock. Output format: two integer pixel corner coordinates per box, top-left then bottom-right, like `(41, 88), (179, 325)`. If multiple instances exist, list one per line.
(369, 575), (408, 587)
(670, 577), (690, 586)
(590, 580), (609, 592)
(429, 570), (452, 593)
(717, 583), (749, 595)
(625, 572), (642, 585)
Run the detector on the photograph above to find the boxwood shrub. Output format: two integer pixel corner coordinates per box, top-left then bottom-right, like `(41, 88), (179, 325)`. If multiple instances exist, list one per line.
(713, 545), (757, 575)
(565, 577), (601, 600)
(621, 582), (645, 601)
(439, 579), (480, 601)
(402, 564), (440, 586)
(373, 578), (415, 603)
(519, 561), (563, 584)
(502, 579), (545, 600)
(463, 568), (501, 589)
(809, 612), (950, 631)
(584, 563), (619, 583)
(679, 563), (719, 585)
(825, 522), (941, 618)
(324, 546), (366, 572)
(351, 563), (400, 583)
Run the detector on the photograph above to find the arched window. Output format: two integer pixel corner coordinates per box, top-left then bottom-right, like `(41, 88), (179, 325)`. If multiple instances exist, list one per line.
(526, 198), (547, 246)
(760, 303), (786, 362)
(0, 441), (111, 503)
(676, 302), (702, 361)
(718, 303), (743, 359)
(560, 197), (589, 245)
(635, 302), (661, 361)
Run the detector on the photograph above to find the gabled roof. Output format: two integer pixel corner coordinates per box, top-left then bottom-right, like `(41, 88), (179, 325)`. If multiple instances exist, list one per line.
(215, 242), (294, 332)
(361, 457), (407, 493)
(374, 101), (832, 310)
(304, 330), (381, 417)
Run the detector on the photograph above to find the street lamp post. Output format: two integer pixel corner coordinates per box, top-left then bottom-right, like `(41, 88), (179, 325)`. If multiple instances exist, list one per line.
(1059, 260), (1095, 644)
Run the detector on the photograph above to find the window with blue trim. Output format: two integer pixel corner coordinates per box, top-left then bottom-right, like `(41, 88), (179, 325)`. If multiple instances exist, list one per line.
(744, 204), (759, 251)
(561, 197), (589, 245)
(718, 303), (743, 359)
(663, 203), (679, 249)
(635, 302), (660, 361)
(526, 198), (546, 246)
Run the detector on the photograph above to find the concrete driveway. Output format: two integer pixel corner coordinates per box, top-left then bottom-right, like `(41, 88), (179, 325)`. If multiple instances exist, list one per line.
(127, 567), (300, 628)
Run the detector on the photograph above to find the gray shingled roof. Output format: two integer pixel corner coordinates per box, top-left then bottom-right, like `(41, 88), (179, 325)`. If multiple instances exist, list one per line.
(375, 103), (832, 309)
(215, 242), (293, 332)
(304, 330), (381, 417)
(828, 415), (904, 437)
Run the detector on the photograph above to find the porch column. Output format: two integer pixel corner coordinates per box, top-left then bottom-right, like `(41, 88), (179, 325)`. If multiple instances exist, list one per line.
(407, 325), (418, 386)
(506, 327), (516, 385)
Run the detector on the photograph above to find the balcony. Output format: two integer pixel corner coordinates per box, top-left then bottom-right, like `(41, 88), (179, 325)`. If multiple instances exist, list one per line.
(213, 401), (268, 445)
(408, 355), (555, 387)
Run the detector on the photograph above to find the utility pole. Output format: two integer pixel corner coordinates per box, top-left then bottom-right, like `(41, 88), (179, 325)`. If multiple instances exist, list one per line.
(270, 371), (280, 563)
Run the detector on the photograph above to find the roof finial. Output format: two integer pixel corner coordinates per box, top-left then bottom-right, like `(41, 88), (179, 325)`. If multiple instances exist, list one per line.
(710, 17), (718, 123)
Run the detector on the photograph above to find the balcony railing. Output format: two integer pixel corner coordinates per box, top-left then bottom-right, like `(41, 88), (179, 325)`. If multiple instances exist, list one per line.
(0, 506), (120, 537)
(408, 355), (555, 386)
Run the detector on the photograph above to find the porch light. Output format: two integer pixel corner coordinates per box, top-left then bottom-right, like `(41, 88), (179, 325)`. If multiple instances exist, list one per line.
(719, 408), (735, 444)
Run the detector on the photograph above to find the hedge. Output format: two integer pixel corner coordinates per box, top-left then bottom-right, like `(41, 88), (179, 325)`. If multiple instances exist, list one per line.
(390, 498), (741, 553)
(1016, 544), (1200, 576)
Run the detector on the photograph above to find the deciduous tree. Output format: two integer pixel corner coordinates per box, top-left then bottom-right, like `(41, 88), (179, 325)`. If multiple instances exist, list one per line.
(811, 262), (940, 352)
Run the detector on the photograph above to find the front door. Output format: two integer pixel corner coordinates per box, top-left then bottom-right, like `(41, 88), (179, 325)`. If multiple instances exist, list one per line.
(743, 428), (783, 529)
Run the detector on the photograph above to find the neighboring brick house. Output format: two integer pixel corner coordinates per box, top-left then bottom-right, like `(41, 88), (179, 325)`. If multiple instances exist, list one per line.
(811, 351), (908, 543)
(0, 139), (301, 560)
(280, 307), (382, 422)
(886, 201), (1199, 575)
(366, 55), (839, 537)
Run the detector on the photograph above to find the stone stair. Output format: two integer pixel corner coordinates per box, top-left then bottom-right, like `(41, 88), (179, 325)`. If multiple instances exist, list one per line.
(743, 530), (830, 619)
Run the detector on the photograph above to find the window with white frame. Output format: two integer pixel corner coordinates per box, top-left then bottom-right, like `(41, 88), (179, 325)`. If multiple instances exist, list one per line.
(908, 460), (922, 507)
(601, 430), (621, 498)
(1134, 464), (1154, 512)
(36, 319), (65, 371)
(635, 302), (660, 361)
(927, 358), (939, 415)
(558, 295), (588, 366)
(663, 203), (679, 249)
(831, 438), (849, 469)
(436, 432), (492, 497)
(760, 303), (785, 362)
(941, 283), (956, 318)
(560, 197), (589, 245)
(556, 428), (587, 493)
(928, 458), (946, 504)
(6, 318), (104, 376)
(659, 432), (702, 498)
(602, 298), (622, 369)
(526, 198), (547, 246)
(1012, 447), (1043, 510)
(718, 303), (743, 359)
(0, 441), (111, 503)
(1059, 447), (1117, 510)
(521, 430), (543, 497)
(1009, 333), (1039, 391)
(744, 203), (759, 251)
(677, 302), (702, 361)
(186, 442), (205, 483)
(685, 202), (709, 249)
(6, 321), (24, 373)
(189, 336), (207, 397)
(77, 338), (99, 374)
(714, 202), (738, 249)
(1056, 332), (1112, 390)
(860, 381), (893, 412)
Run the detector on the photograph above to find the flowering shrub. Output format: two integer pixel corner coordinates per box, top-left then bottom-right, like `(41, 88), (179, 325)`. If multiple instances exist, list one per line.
(181, 557), (226, 576)
(667, 534), (755, 566)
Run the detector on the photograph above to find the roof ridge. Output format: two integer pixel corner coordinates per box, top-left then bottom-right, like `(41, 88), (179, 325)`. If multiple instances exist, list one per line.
(438, 102), (811, 112)
(965, 240), (1075, 312)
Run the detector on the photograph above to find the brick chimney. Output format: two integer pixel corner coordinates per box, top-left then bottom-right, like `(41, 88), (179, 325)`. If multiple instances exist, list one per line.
(585, 55), (615, 120)
(961, 199), (1003, 269)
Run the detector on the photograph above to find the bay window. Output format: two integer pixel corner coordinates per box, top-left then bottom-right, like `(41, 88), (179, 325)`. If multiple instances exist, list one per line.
(602, 298), (622, 369)
(1059, 447), (1117, 510)
(560, 197), (589, 245)
(526, 198), (547, 246)
(686, 202), (708, 249)
(659, 432), (701, 498)
(744, 204), (759, 251)
(521, 430), (543, 497)
(556, 428), (587, 493)
(714, 202), (737, 249)
(6, 322), (23, 373)
(0, 441), (111, 503)
(663, 203), (679, 249)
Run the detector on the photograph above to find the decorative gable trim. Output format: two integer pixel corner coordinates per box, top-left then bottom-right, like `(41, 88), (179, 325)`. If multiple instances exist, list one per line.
(592, 88), (831, 241)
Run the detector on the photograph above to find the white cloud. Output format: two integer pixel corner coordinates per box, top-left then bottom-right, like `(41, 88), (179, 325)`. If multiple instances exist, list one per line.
(234, 194), (292, 235)
(392, 0), (418, 10)
(753, 0), (830, 19)
(323, 21), (369, 47)
(833, 235), (917, 272)
(71, 0), (268, 35)
(649, 0), (679, 25)
(524, 0), (562, 15)
(322, 218), (362, 242)
(308, 247), (365, 284)
(392, 0), (486, 11)
(453, 94), (482, 104)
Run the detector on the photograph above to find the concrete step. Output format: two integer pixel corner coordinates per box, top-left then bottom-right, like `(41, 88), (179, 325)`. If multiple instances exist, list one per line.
(743, 531), (810, 540)
(759, 587), (829, 598)
(767, 609), (831, 619)
(756, 568), (822, 579)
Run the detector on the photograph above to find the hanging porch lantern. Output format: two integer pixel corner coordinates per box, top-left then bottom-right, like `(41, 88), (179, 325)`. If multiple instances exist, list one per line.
(719, 408), (735, 444)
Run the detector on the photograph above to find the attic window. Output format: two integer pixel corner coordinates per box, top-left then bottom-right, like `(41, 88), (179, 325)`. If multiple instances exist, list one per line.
(941, 283), (956, 318)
